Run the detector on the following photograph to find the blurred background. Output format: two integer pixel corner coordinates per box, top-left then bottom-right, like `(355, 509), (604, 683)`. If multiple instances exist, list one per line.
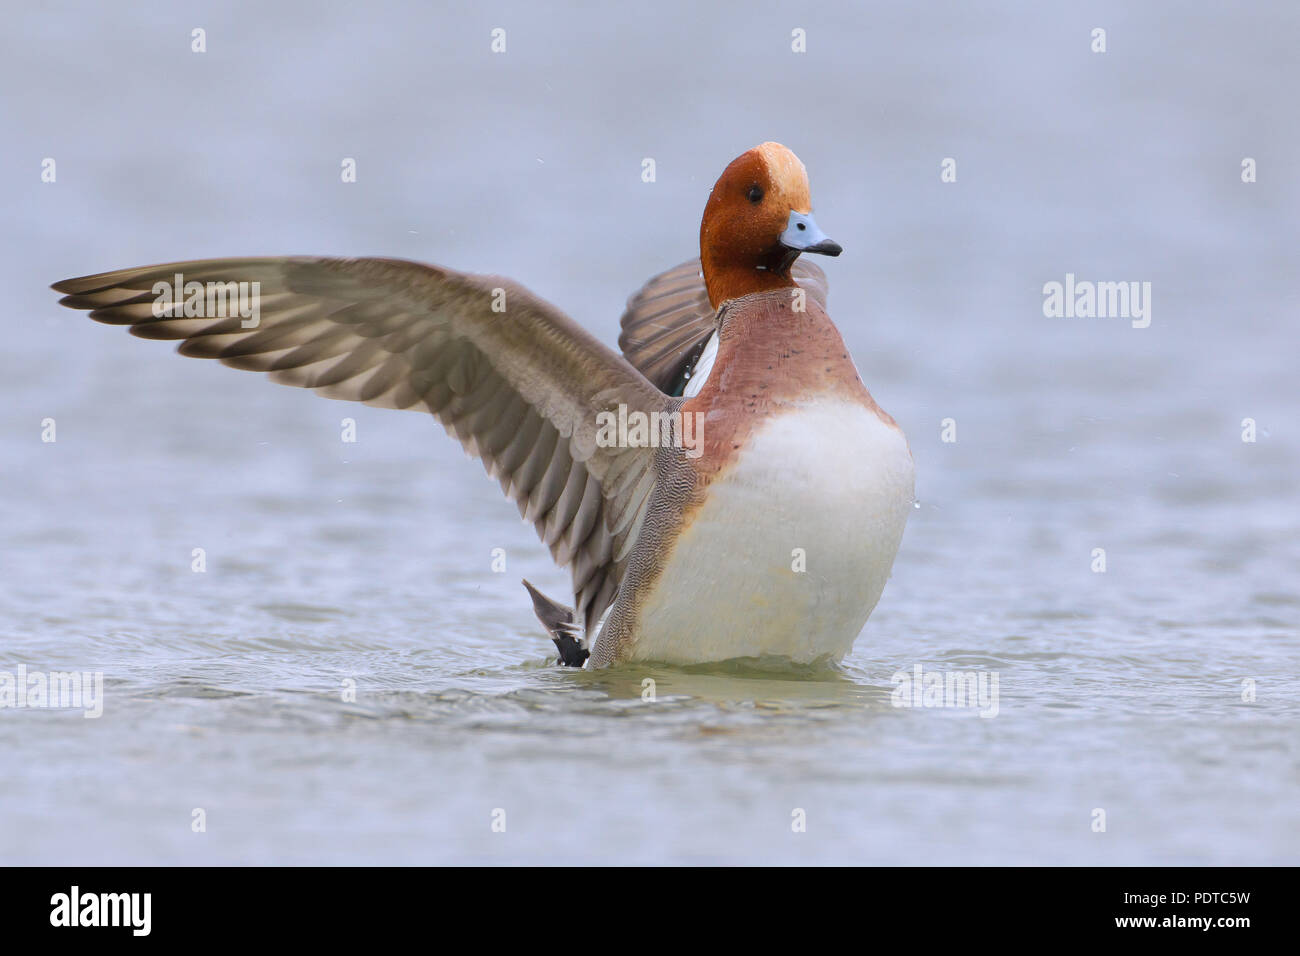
(1, 1), (1296, 864)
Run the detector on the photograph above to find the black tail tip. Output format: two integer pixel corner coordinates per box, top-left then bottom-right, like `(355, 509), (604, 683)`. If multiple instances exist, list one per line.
(520, 580), (588, 667)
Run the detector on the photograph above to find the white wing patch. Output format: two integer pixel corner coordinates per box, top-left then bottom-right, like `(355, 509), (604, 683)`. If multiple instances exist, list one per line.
(682, 330), (719, 398)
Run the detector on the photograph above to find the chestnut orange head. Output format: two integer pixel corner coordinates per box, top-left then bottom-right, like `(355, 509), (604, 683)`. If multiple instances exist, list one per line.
(698, 142), (841, 308)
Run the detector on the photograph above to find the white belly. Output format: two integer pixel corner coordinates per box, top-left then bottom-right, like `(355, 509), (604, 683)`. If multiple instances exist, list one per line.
(626, 400), (915, 665)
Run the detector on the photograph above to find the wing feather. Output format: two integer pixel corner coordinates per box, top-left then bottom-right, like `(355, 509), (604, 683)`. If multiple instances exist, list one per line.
(54, 256), (669, 634)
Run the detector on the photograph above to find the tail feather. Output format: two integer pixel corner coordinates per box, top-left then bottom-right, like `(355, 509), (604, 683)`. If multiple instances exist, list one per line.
(522, 579), (590, 667)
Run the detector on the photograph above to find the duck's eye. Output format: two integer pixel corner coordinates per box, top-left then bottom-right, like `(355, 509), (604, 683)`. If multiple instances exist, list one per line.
(746, 185), (764, 204)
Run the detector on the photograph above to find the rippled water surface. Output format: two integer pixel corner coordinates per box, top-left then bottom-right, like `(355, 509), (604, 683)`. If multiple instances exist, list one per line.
(2, 1), (1297, 864)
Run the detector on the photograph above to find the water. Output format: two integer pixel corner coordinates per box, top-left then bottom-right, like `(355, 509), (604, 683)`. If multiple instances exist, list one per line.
(2, 0), (1297, 864)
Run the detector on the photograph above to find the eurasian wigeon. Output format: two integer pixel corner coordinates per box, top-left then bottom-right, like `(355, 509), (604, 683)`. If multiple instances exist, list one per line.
(52, 142), (914, 669)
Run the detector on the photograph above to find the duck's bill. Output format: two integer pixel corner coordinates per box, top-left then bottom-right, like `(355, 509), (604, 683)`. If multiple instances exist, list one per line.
(780, 210), (842, 257)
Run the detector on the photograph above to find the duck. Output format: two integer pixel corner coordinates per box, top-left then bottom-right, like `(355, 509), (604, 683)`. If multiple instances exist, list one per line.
(52, 142), (915, 669)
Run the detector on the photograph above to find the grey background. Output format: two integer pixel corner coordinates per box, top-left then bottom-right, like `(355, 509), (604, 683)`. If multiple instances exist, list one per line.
(1, 1), (1296, 864)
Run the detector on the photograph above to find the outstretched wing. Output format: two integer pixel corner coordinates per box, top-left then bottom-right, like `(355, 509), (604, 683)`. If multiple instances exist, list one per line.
(54, 256), (668, 634)
(617, 257), (829, 394)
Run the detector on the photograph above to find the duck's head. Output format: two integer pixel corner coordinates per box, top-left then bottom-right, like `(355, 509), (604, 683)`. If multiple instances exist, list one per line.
(699, 142), (841, 308)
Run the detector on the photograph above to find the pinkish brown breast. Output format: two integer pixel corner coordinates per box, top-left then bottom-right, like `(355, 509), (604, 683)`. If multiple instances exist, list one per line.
(681, 289), (898, 483)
